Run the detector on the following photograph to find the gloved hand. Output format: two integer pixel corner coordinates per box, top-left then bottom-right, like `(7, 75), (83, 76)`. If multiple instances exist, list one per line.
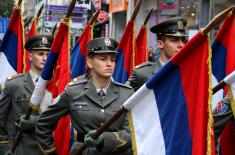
(84, 130), (104, 147)
(19, 115), (37, 131)
(3, 150), (13, 155)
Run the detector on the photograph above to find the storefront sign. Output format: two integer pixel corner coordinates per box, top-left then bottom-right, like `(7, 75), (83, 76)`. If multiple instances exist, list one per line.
(109, 0), (128, 13)
(160, 0), (179, 15)
(0, 18), (10, 33)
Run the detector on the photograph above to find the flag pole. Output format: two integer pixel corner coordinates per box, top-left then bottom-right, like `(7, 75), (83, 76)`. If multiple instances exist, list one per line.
(17, 0), (23, 6)
(143, 8), (153, 26)
(90, 9), (100, 24)
(11, 0), (76, 152)
(212, 81), (226, 94)
(36, 4), (44, 19)
(202, 5), (235, 35)
(130, 0), (142, 22)
(51, 23), (57, 37)
(24, 16), (33, 28)
(71, 107), (128, 155)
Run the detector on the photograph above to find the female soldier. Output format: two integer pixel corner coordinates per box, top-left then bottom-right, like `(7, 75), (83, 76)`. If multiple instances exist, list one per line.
(35, 37), (134, 155)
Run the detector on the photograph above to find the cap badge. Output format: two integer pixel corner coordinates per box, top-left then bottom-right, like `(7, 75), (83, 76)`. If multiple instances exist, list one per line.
(42, 36), (48, 44)
(177, 20), (184, 30)
(104, 38), (111, 47)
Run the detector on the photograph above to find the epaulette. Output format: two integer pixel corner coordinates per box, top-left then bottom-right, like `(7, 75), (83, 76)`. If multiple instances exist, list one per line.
(72, 74), (86, 82)
(113, 81), (132, 89)
(68, 79), (87, 86)
(7, 73), (24, 81)
(134, 61), (153, 69)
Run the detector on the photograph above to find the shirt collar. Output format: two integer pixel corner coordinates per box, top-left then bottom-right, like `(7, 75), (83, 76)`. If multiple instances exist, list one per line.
(92, 80), (111, 95)
(29, 70), (39, 85)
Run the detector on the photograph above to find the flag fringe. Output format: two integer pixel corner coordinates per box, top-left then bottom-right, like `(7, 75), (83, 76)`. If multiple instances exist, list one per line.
(207, 33), (213, 155)
(128, 111), (137, 155)
(228, 89), (235, 119)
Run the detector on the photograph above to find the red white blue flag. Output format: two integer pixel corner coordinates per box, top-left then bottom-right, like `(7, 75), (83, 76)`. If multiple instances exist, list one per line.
(0, 6), (25, 87)
(124, 32), (215, 155)
(113, 21), (135, 83)
(70, 22), (93, 79)
(211, 12), (235, 155)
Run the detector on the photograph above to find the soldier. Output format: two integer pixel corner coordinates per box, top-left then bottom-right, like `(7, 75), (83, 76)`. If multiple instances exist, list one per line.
(0, 34), (53, 155)
(213, 95), (235, 153)
(127, 17), (188, 91)
(34, 37), (134, 155)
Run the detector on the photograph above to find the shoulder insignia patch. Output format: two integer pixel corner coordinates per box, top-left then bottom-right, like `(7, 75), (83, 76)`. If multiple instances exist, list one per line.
(217, 102), (228, 114)
(134, 61), (152, 69)
(7, 74), (24, 81)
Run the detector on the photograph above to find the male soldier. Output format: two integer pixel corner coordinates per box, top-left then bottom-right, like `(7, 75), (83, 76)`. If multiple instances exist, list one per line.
(0, 34), (53, 155)
(213, 95), (235, 153)
(127, 17), (188, 91)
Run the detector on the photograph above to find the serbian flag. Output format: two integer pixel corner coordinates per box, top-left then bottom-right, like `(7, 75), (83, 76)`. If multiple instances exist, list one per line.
(29, 17), (71, 155)
(135, 25), (148, 66)
(123, 32), (215, 155)
(0, 6), (25, 87)
(70, 22), (93, 79)
(211, 12), (235, 155)
(113, 21), (135, 83)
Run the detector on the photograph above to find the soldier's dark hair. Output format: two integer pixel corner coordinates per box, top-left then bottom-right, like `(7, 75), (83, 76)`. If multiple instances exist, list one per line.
(157, 35), (167, 41)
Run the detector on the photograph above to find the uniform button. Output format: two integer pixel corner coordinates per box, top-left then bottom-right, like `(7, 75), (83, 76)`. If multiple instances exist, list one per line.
(100, 109), (104, 113)
(79, 105), (82, 108)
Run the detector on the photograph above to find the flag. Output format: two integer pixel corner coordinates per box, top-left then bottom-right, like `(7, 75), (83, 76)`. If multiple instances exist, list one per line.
(0, 5), (25, 87)
(211, 12), (235, 155)
(123, 32), (215, 155)
(24, 17), (39, 72)
(29, 17), (71, 155)
(28, 17), (38, 38)
(135, 25), (148, 66)
(70, 22), (93, 79)
(113, 21), (135, 83)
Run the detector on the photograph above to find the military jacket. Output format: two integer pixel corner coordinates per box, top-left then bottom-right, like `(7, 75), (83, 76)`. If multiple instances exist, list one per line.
(0, 73), (42, 155)
(126, 60), (162, 91)
(213, 95), (235, 140)
(36, 79), (134, 155)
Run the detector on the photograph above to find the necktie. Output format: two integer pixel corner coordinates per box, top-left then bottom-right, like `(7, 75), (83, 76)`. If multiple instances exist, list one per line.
(98, 90), (105, 97)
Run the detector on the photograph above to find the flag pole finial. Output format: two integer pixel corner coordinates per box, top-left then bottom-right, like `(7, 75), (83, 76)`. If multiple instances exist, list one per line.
(130, 0), (142, 22)
(90, 9), (101, 25)
(143, 8), (153, 26)
(36, 3), (44, 19)
(17, 0), (23, 6)
(65, 0), (76, 18)
(202, 5), (235, 34)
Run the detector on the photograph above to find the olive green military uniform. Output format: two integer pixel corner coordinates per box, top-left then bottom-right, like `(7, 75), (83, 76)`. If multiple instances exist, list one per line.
(127, 17), (188, 92)
(36, 79), (134, 155)
(213, 95), (235, 140)
(126, 60), (162, 91)
(0, 73), (43, 155)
